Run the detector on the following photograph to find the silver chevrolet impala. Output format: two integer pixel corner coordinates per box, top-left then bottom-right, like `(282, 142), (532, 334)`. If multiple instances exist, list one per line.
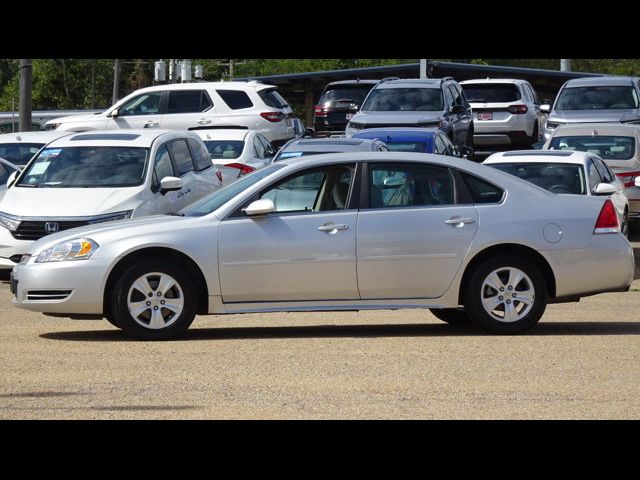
(11, 152), (635, 340)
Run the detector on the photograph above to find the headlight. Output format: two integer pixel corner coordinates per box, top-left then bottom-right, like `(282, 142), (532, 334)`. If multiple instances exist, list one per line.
(35, 238), (99, 263)
(45, 123), (60, 130)
(546, 120), (561, 129)
(87, 210), (133, 224)
(0, 212), (20, 231)
(417, 121), (444, 128)
(621, 118), (640, 125)
(348, 122), (364, 130)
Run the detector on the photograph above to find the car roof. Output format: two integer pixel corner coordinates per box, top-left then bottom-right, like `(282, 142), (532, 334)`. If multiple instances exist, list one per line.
(125, 81), (276, 94)
(0, 130), (73, 144)
(460, 78), (526, 85)
(563, 76), (638, 88)
(280, 138), (381, 153)
(483, 150), (591, 165)
(45, 129), (195, 148)
(551, 122), (640, 136)
(325, 80), (380, 87)
(192, 129), (249, 142)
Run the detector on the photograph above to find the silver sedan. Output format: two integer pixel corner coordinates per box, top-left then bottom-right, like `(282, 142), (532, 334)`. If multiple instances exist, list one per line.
(11, 152), (635, 340)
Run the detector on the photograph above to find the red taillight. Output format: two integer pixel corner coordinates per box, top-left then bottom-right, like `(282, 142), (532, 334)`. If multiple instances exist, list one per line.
(260, 111), (284, 122)
(226, 163), (255, 175)
(215, 169), (222, 182)
(314, 104), (328, 117)
(508, 105), (528, 114)
(594, 199), (619, 234)
(615, 170), (640, 188)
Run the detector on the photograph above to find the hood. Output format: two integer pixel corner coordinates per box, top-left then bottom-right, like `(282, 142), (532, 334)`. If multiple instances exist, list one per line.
(0, 186), (144, 217)
(549, 109), (640, 124)
(46, 113), (108, 126)
(351, 111), (443, 126)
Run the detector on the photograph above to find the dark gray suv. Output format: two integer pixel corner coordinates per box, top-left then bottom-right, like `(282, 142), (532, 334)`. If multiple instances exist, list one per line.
(344, 77), (474, 150)
(542, 76), (640, 141)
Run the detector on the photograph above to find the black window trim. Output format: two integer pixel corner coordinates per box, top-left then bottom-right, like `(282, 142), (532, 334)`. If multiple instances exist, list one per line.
(455, 168), (506, 206)
(150, 142), (176, 193)
(166, 138), (197, 178)
(185, 137), (212, 172)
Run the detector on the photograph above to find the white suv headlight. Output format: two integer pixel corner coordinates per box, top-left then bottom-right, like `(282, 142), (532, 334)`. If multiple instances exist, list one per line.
(35, 238), (99, 263)
(0, 212), (20, 231)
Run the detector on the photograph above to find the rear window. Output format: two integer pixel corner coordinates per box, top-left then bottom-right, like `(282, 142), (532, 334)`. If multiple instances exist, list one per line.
(0, 142), (44, 166)
(555, 86), (639, 110)
(319, 86), (373, 104)
(258, 88), (289, 108)
(461, 84), (521, 103)
(217, 90), (254, 110)
(488, 162), (585, 195)
(362, 87), (443, 112)
(204, 140), (245, 159)
(549, 135), (635, 160)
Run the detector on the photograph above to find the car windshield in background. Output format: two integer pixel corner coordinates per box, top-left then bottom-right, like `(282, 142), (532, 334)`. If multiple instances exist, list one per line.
(490, 162), (586, 195)
(462, 84), (521, 103)
(549, 135), (635, 160)
(18, 146), (149, 188)
(319, 87), (372, 104)
(555, 86), (639, 110)
(0, 143), (45, 167)
(183, 164), (285, 217)
(385, 142), (428, 153)
(204, 140), (245, 160)
(362, 88), (443, 112)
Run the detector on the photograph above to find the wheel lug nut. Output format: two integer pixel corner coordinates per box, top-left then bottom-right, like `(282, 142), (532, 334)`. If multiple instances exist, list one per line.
(157, 292), (162, 297)
(499, 287), (504, 292)
(508, 286), (513, 291)
(499, 296), (503, 301)
(160, 300), (165, 305)
(512, 293), (516, 298)
(148, 293), (153, 297)
(153, 306), (159, 310)
(146, 301), (151, 306)
(506, 300), (511, 304)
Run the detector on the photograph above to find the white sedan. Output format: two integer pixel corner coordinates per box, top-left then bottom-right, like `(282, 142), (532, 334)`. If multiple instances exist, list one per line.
(484, 150), (630, 236)
(192, 128), (276, 185)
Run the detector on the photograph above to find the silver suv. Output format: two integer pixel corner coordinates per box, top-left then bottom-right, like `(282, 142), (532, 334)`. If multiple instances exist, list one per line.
(45, 81), (296, 148)
(542, 76), (640, 141)
(460, 78), (543, 148)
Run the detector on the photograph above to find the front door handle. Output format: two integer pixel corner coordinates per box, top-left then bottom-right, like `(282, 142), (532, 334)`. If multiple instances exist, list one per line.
(445, 216), (476, 227)
(198, 119), (212, 124)
(318, 223), (349, 234)
(144, 121), (158, 128)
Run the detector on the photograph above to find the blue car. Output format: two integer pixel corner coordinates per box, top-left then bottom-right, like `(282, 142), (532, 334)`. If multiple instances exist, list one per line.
(353, 127), (473, 158)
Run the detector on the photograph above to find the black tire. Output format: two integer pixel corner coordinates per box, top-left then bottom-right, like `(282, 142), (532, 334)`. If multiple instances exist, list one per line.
(429, 308), (473, 325)
(529, 123), (539, 147)
(110, 259), (196, 340)
(463, 255), (548, 334)
(105, 315), (121, 329)
(465, 124), (474, 149)
(621, 209), (629, 238)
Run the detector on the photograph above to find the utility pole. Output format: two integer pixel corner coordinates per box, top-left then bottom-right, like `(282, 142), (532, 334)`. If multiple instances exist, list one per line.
(420, 59), (428, 78)
(560, 59), (572, 72)
(90, 60), (96, 108)
(218, 59), (245, 80)
(112, 59), (122, 104)
(19, 59), (32, 132)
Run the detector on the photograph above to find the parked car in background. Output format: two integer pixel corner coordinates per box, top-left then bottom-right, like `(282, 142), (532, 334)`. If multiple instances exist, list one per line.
(460, 78), (543, 148)
(45, 81), (296, 148)
(11, 152), (634, 340)
(353, 127), (473, 158)
(544, 123), (640, 222)
(0, 110), (103, 133)
(314, 80), (379, 137)
(193, 128), (276, 185)
(541, 76), (640, 141)
(483, 150), (630, 235)
(0, 158), (20, 195)
(345, 77), (474, 150)
(0, 131), (73, 167)
(0, 130), (221, 270)
(272, 137), (388, 162)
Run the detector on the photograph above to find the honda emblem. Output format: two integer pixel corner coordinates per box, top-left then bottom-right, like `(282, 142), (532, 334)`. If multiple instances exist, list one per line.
(45, 222), (59, 234)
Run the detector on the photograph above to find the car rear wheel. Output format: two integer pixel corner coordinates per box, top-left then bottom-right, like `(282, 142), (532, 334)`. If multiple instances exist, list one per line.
(463, 256), (548, 334)
(429, 308), (473, 325)
(110, 260), (196, 340)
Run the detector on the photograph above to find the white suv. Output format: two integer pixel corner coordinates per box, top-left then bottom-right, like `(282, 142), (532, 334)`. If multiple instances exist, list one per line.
(45, 81), (296, 148)
(460, 78), (544, 148)
(0, 129), (221, 269)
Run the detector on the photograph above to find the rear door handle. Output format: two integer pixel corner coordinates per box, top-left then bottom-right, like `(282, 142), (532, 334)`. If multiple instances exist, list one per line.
(318, 223), (349, 234)
(198, 118), (212, 124)
(445, 216), (476, 226)
(144, 121), (158, 128)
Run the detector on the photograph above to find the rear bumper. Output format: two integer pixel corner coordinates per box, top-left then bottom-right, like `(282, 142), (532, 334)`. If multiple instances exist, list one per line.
(473, 131), (535, 146)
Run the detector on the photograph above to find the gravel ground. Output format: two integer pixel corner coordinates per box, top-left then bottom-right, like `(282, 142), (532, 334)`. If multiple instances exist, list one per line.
(1, 279), (639, 420)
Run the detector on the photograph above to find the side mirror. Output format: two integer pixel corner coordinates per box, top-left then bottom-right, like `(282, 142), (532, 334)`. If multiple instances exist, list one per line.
(6, 170), (18, 188)
(540, 104), (550, 114)
(160, 176), (183, 194)
(109, 108), (119, 118)
(593, 182), (617, 195)
(304, 127), (315, 138)
(451, 104), (465, 114)
(459, 146), (474, 158)
(634, 176), (640, 188)
(243, 198), (275, 216)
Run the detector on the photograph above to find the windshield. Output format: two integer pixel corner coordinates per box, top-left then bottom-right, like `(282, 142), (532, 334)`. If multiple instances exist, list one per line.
(319, 87), (372, 104)
(462, 84), (521, 103)
(549, 135), (635, 160)
(490, 162), (586, 194)
(18, 146), (149, 188)
(204, 140), (245, 160)
(183, 164), (284, 216)
(0, 143), (45, 167)
(555, 86), (639, 110)
(386, 142), (428, 153)
(362, 87), (443, 112)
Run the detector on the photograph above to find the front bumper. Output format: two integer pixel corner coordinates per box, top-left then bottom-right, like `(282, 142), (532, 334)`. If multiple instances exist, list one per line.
(0, 227), (33, 270)
(11, 257), (112, 315)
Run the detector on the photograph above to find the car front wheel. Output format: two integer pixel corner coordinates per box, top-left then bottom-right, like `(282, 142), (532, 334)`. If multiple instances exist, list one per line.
(463, 256), (548, 334)
(110, 260), (196, 340)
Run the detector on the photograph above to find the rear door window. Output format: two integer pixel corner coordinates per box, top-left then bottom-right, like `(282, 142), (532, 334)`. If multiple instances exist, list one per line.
(458, 171), (504, 204)
(167, 90), (212, 113)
